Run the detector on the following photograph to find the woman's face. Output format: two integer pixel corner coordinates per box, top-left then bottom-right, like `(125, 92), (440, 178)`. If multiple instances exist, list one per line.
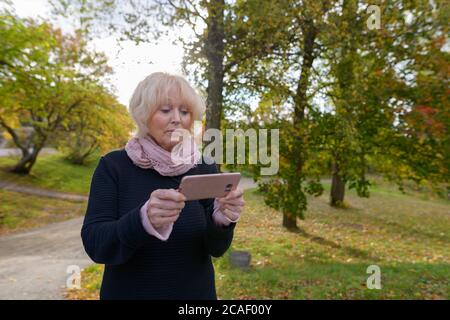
(147, 86), (192, 151)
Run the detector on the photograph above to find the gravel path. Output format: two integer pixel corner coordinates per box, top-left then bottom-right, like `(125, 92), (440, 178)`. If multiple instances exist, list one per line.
(0, 181), (88, 202)
(0, 148), (58, 157)
(0, 217), (92, 300)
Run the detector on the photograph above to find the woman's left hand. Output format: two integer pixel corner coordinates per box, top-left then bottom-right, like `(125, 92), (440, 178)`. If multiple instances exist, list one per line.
(217, 187), (245, 222)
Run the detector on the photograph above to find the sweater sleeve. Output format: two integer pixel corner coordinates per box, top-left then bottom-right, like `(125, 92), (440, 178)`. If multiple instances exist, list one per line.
(199, 163), (236, 258)
(81, 157), (152, 265)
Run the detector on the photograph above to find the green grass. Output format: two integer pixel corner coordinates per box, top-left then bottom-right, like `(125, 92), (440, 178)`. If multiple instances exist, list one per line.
(67, 184), (450, 300)
(321, 174), (449, 203)
(0, 152), (96, 234)
(0, 152), (100, 195)
(0, 189), (87, 235)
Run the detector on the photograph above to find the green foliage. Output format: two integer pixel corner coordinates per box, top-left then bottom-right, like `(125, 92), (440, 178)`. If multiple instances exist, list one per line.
(0, 9), (129, 172)
(29, 0), (450, 220)
(236, 0), (449, 217)
(55, 86), (134, 165)
(225, 1), (334, 224)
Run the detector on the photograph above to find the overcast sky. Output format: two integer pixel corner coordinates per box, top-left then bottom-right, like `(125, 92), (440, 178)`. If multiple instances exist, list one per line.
(7, 0), (185, 107)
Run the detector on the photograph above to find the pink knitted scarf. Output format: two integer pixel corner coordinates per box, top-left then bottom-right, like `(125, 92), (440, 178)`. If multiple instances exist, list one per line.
(125, 134), (201, 176)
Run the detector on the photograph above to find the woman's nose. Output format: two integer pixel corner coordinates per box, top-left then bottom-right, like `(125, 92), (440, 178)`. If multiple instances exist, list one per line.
(171, 108), (181, 123)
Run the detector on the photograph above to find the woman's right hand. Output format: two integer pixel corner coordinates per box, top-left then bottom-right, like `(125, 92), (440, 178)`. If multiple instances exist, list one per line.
(147, 189), (186, 230)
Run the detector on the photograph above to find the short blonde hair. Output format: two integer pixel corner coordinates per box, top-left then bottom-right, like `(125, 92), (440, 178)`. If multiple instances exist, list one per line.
(129, 72), (206, 138)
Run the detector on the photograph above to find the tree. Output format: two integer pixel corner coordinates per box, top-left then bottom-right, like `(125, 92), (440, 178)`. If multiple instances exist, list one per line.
(225, 0), (333, 229)
(0, 10), (112, 173)
(362, 0), (449, 195)
(50, 0), (285, 134)
(55, 85), (134, 165)
(312, 0), (449, 205)
(50, 0), (227, 131)
(378, 0), (449, 193)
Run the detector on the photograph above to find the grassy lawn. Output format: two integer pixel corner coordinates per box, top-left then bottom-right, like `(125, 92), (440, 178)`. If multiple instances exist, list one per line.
(0, 152), (100, 195)
(0, 152), (96, 235)
(66, 184), (450, 300)
(0, 189), (87, 235)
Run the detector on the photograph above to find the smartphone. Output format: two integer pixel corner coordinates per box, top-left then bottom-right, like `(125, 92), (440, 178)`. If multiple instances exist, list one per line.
(178, 172), (241, 201)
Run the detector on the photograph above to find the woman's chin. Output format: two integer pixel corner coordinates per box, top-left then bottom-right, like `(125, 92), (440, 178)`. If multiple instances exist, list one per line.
(162, 141), (177, 152)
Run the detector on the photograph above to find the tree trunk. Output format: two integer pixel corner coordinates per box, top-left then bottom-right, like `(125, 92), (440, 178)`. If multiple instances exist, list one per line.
(11, 137), (46, 174)
(12, 146), (41, 174)
(329, 0), (358, 205)
(204, 0), (225, 132)
(330, 160), (346, 207)
(68, 141), (98, 165)
(282, 19), (317, 230)
(282, 211), (297, 230)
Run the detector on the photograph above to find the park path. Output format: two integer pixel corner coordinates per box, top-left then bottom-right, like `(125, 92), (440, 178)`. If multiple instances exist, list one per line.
(0, 148), (58, 157)
(0, 177), (257, 300)
(0, 217), (92, 299)
(0, 181), (88, 202)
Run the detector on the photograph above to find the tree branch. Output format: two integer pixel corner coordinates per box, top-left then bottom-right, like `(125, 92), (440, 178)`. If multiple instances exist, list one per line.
(0, 117), (27, 153)
(166, 0), (207, 23)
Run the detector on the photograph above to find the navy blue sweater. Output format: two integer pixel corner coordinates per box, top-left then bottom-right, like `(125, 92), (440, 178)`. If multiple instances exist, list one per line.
(81, 149), (235, 300)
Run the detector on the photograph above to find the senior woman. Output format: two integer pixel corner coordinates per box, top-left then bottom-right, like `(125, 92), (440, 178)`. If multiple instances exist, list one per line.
(81, 72), (245, 300)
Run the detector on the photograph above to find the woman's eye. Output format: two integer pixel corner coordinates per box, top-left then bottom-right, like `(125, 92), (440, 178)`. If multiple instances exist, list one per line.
(161, 108), (171, 113)
(180, 110), (189, 115)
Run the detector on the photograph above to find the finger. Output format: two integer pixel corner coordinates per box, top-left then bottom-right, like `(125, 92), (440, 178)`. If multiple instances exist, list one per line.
(151, 207), (182, 217)
(221, 204), (242, 214)
(161, 214), (180, 224)
(150, 199), (185, 210)
(152, 189), (185, 204)
(151, 214), (179, 226)
(225, 188), (244, 200)
(223, 208), (240, 221)
(155, 189), (186, 202)
(160, 208), (182, 217)
(219, 198), (245, 207)
(150, 215), (166, 228)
